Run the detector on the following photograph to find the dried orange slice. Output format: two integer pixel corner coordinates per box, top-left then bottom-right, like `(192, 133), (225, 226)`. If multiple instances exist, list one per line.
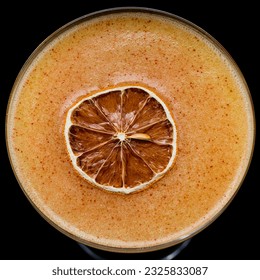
(65, 86), (177, 194)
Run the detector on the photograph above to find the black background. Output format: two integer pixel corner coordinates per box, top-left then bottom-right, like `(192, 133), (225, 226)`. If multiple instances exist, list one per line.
(0, 1), (258, 260)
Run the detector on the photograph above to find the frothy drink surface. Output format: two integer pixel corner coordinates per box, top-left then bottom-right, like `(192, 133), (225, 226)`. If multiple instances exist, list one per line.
(7, 11), (254, 250)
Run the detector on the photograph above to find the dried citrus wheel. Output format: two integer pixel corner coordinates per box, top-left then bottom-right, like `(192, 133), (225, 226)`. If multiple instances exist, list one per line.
(65, 86), (177, 194)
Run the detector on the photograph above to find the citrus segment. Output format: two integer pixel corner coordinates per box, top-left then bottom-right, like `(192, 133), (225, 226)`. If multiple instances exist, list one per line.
(69, 126), (113, 154)
(95, 144), (123, 188)
(71, 100), (114, 134)
(121, 88), (150, 131)
(76, 140), (118, 178)
(65, 86), (177, 194)
(92, 90), (122, 131)
(123, 143), (154, 188)
(129, 140), (173, 173)
(127, 97), (167, 132)
(132, 119), (173, 145)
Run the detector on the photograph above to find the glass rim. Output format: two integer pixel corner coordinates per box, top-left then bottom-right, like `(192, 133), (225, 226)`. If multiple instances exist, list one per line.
(5, 6), (256, 253)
